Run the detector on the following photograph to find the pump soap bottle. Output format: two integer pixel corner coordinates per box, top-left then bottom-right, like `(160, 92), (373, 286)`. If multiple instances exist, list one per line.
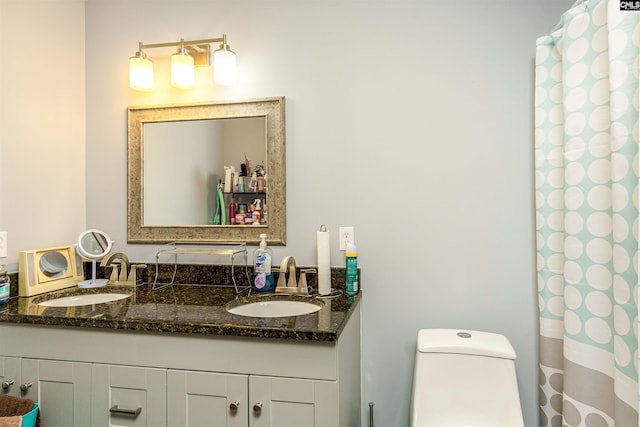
(253, 234), (275, 292)
(345, 243), (358, 295)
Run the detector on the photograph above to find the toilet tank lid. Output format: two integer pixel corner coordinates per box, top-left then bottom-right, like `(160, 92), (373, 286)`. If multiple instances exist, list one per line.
(417, 329), (516, 359)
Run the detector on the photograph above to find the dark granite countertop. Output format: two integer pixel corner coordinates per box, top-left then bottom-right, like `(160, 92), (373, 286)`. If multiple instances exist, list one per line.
(0, 284), (360, 342)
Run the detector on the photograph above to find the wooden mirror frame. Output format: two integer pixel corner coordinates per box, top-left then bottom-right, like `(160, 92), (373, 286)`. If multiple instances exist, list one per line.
(127, 97), (286, 245)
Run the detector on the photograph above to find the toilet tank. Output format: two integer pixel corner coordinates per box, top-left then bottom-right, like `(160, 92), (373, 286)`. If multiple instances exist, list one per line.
(411, 329), (524, 427)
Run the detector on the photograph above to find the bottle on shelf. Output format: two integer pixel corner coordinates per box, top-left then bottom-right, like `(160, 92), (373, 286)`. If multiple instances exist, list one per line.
(252, 199), (262, 225)
(229, 199), (236, 225)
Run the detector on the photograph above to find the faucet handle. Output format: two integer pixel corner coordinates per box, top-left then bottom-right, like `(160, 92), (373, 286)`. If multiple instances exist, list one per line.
(298, 268), (315, 295)
(108, 264), (120, 282)
(127, 264), (147, 284)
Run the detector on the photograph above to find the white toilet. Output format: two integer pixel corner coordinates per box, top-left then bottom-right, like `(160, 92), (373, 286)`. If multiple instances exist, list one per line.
(411, 329), (525, 427)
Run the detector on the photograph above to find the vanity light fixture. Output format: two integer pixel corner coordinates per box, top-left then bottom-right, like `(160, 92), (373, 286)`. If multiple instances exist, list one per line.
(129, 34), (236, 91)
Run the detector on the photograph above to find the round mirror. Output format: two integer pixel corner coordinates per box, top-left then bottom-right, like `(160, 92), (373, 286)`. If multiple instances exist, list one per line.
(39, 251), (68, 278)
(76, 229), (112, 288)
(77, 229), (112, 259)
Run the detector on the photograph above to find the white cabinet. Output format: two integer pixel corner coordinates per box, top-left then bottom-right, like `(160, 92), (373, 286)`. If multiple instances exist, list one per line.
(167, 370), (338, 427)
(92, 364), (166, 427)
(249, 376), (338, 427)
(20, 358), (91, 427)
(167, 369), (248, 427)
(0, 302), (360, 427)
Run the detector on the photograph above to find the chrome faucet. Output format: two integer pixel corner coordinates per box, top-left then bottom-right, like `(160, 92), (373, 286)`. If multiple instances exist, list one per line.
(275, 256), (308, 295)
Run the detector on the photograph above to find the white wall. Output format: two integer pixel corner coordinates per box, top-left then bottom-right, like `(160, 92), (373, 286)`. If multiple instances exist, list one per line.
(1, 0), (575, 426)
(0, 0), (86, 271)
(144, 120), (223, 225)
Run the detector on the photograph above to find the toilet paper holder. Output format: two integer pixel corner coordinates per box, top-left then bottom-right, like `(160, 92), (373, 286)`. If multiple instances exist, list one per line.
(369, 402), (375, 427)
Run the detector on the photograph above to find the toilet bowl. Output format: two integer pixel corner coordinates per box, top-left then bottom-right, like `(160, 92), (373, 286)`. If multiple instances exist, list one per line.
(411, 329), (524, 427)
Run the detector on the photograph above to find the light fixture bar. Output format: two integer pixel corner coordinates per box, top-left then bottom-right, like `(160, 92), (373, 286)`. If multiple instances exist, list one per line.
(139, 36), (225, 50)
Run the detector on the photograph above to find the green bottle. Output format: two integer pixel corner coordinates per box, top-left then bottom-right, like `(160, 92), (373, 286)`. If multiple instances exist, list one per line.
(345, 244), (358, 295)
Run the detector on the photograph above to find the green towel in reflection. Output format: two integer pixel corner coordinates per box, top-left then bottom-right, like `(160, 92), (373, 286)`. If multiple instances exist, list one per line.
(218, 187), (226, 225)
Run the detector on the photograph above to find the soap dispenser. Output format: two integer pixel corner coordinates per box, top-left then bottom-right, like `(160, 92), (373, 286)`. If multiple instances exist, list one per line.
(253, 234), (275, 292)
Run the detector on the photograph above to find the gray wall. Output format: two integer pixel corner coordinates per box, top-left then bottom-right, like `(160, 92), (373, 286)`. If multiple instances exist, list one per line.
(3, 1), (575, 426)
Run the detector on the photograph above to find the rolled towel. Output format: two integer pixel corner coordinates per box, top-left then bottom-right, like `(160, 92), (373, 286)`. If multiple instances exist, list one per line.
(0, 395), (33, 418)
(0, 415), (21, 427)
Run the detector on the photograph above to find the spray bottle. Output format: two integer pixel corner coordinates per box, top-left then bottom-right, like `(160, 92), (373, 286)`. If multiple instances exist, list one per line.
(252, 199), (262, 225)
(253, 234), (275, 292)
(345, 243), (358, 295)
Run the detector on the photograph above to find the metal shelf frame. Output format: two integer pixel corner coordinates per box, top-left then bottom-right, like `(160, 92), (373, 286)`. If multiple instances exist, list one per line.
(152, 242), (251, 294)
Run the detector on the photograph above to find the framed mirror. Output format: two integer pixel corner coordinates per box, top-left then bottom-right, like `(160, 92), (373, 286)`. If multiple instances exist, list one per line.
(127, 97), (286, 245)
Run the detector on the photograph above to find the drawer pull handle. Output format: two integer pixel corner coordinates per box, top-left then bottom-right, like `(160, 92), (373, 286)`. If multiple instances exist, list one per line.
(20, 382), (32, 392)
(109, 405), (142, 417)
(253, 402), (263, 414)
(1, 380), (14, 390)
(229, 400), (240, 411)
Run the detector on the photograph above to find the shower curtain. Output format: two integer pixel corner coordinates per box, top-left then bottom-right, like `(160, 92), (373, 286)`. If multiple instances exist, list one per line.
(535, 0), (639, 426)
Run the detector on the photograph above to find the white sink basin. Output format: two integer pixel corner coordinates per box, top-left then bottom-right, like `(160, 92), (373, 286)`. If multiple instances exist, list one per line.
(37, 293), (131, 307)
(227, 299), (323, 318)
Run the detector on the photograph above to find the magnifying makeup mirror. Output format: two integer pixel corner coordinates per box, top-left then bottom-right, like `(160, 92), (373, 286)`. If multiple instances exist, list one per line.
(76, 229), (113, 288)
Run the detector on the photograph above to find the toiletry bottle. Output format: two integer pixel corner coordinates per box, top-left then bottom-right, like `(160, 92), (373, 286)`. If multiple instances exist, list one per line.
(230, 199), (236, 225)
(0, 264), (9, 305)
(345, 243), (358, 295)
(262, 202), (268, 225)
(253, 234), (275, 292)
(252, 199), (262, 225)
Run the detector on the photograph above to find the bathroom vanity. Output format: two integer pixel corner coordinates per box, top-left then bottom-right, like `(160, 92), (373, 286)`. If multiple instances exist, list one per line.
(0, 285), (361, 427)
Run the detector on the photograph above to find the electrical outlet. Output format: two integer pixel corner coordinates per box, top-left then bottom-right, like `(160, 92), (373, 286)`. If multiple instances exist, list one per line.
(0, 232), (6, 258)
(339, 226), (355, 251)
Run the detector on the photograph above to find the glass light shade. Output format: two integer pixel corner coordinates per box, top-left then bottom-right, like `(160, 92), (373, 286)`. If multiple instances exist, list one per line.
(129, 56), (154, 91)
(171, 52), (195, 88)
(213, 47), (237, 86)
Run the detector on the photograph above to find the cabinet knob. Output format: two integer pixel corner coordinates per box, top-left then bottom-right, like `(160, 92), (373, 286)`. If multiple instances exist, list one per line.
(229, 400), (240, 411)
(1, 380), (14, 390)
(253, 402), (263, 414)
(20, 382), (32, 392)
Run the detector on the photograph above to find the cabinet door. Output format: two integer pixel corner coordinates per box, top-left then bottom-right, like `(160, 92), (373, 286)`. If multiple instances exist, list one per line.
(0, 356), (21, 397)
(92, 364), (166, 427)
(249, 376), (338, 427)
(168, 369), (248, 427)
(21, 358), (91, 427)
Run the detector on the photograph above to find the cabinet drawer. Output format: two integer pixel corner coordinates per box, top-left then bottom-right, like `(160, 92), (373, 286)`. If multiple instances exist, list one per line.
(92, 364), (166, 427)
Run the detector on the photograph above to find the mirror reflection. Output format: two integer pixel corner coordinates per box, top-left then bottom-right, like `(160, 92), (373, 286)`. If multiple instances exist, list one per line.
(128, 97), (286, 245)
(39, 252), (68, 279)
(143, 117), (266, 226)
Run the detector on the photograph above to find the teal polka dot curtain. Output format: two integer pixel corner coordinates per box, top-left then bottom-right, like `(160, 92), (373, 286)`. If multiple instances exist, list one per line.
(535, 1), (639, 426)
